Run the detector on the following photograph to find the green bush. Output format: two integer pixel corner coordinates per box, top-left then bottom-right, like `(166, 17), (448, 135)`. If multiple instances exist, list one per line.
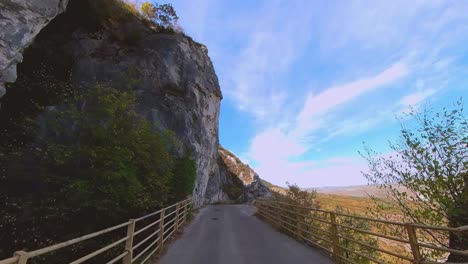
(223, 183), (244, 201)
(172, 155), (197, 200)
(140, 1), (179, 31)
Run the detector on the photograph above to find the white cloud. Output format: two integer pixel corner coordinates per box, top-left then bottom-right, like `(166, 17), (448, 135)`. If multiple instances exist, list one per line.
(174, 0), (468, 187)
(248, 62), (408, 186)
(241, 0), (468, 187)
(250, 128), (307, 164)
(399, 88), (436, 107)
(255, 154), (368, 187)
(226, 0), (314, 121)
(297, 63), (407, 128)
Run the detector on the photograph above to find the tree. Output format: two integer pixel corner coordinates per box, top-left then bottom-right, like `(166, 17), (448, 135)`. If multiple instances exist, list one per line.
(269, 184), (321, 240)
(141, 2), (156, 19)
(361, 100), (467, 262)
(140, 2), (179, 29)
(283, 183), (320, 209)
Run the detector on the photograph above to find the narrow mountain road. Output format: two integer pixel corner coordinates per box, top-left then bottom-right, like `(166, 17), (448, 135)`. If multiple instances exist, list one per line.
(157, 204), (333, 264)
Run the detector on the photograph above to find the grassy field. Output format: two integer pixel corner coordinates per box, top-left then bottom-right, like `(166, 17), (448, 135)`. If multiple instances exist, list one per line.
(263, 183), (449, 263)
(264, 185), (448, 262)
(316, 193), (404, 215)
(316, 193), (413, 263)
(316, 192), (451, 263)
(317, 193), (375, 214)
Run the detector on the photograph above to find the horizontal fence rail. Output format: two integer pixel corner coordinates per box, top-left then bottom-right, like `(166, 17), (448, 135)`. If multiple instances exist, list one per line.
(0, 198), (193, 264)
(255, 200), (468, 264)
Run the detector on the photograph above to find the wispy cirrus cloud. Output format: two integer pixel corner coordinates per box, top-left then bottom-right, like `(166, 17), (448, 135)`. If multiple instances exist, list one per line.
(248, 62), (408, 185)
(225, 0), (314, 121)
(399, 89), (437, 108)
(296, 62), (408, 131)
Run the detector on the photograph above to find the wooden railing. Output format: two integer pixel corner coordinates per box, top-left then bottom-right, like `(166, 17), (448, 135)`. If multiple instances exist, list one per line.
(256, 199), (468, 264)
(0, 199), (193, 264)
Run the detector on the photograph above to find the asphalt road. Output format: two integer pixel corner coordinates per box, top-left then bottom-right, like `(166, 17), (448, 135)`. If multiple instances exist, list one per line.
(158, 204), (334, 264)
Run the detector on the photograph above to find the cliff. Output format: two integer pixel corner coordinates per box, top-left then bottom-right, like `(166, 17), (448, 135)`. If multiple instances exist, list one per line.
(0, 0), (68, 98)
(0, 0), (270, 206)
(218, 146), (272, 201)
(68, 33), (223, 207)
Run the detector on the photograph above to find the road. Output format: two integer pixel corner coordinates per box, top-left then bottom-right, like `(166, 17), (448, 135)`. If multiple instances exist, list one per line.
(158, 204), (334, 264)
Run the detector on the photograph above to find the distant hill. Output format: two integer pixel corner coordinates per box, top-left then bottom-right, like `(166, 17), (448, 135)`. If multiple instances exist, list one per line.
(260, 180), (287, 195)
(314, 185), (410, 198)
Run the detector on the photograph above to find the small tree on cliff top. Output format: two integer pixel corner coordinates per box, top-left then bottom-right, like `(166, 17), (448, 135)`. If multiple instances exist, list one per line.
(140, 2), (179, 29)
(361, 100), (467, 262)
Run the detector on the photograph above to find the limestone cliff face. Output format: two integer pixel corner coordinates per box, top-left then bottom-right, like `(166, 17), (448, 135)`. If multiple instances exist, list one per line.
(0, 0), (68, 98)
(0, 0), (227, 206)
(0, 0), (266, 206)
(218, 146), (272, 201)
(68, 31), (223, 207)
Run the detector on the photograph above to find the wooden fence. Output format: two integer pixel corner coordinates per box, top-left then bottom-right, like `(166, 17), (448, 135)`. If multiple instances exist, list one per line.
(0, 198), (192, 264)
(256, 199), (468, 264)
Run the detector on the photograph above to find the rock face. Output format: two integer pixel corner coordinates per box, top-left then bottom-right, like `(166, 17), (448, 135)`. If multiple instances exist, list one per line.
(69, 31), (223, 207)
(0, 0), (69, 98)
(218, 146), (272, 201)
(1, 0), (226, 206)
(0, 0), (267, 206)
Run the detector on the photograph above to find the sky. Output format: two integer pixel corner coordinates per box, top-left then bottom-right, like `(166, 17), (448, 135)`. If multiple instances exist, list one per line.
(167, 0), (468, 187)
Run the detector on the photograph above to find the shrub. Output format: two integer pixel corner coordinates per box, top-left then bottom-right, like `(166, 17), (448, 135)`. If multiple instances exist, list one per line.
(140, 1), (179, 30)
(172, 155), (197, 200)
(269, 184), (321, 237)
(335, 207), (380, 264)
(141, 2), (156, 19)
(223, 183), (244, 201)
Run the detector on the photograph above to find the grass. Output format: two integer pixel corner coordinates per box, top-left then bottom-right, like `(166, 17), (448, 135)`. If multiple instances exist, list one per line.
(316, 193), (402, 215)
(315, 193), (445, 263)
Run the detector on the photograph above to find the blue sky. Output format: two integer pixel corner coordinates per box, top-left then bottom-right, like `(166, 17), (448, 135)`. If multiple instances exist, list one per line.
(155, 0), (468, 187)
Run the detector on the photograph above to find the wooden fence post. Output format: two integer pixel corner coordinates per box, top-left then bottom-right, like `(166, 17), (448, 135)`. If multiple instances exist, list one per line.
(159, 208), (166, 249)
(261, 202), (268, 221)
(175, 203), (180, 231)
(271, 204), (283, 229)
(329, 212), (343, 263)
(295, 207), (303, 241)
(14, 251), (28, 264)
(406, 223), (421, 263)
(258, 202), (264, 220)
(275, 203), (282, 229)
(269, 203), (275, 226)
(122, 219), (135, 264)
(182, 201), (187, 225)
(266, 202), (274, 225)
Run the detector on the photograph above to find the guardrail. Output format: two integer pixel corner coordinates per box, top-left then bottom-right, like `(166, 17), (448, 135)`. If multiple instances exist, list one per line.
(0, 198), (193, 264)
(256, 199), (468, 264)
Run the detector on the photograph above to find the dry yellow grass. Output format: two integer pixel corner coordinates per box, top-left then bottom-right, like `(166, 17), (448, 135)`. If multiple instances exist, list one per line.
(266, 187), (449, 262)
(317, 193), (404, 215)
(316, 193), (413, 263)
